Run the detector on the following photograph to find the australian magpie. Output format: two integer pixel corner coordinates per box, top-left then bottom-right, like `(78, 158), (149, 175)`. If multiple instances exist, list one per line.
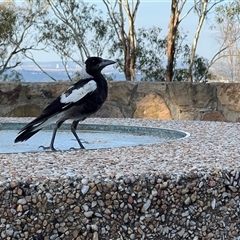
(14, 57), (115, 151)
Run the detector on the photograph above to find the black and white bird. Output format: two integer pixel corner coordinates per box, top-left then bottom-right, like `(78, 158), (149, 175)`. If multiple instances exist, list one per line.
(14, 57), (115, 151)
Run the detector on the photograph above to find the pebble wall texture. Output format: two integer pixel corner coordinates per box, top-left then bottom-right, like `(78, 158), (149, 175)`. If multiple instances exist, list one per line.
(0, 118), (240, 239)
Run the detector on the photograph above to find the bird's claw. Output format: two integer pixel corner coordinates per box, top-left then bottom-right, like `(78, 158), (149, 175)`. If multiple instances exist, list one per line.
(69, 146), (85, 151)
(39, 145), (57, 151)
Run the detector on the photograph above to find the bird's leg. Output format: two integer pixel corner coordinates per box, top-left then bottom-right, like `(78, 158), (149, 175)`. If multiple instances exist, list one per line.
(39, 124), (60, 151)
(70, 120), (85, 149)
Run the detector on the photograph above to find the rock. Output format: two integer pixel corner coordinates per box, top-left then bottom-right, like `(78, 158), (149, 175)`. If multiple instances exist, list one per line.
(92, 103), (124, 118)
(141, 199), (151, 213)
(168, 82), (215, 120)
(217, 84), (240, 111)
(81, 185), (89, 195)
(168, 82), (215, 108)
(6, 104), (43, 117)
(182, 210), (189, 217)
(211, 198), (216, 209)
(136, 82), (167, 95)
(178, 228), (185, 237)
(134, 94), (172, 120)
(6, 229), (14, 237)
(201, 111), (226, 122)
(124, 213), (129, 223)
(81, 178), (89, 185)
(93, 232), (99, 240)
(184, 197), (191, 205)
(128, 196), (134, 204)
(17, 198), (27, 205)
(10, 181), (19, 189)
(84, 211), (94, 218)
(108, 81), (137, 105)
(50, 234), (59, 240)
(191, 193), (197, 202)
(17, 205), (23, 212)
(91, 224), (98, 231)
(0, 83), (21, 104)
(46, 192), (53, 201)
(73, 206), (80, 213)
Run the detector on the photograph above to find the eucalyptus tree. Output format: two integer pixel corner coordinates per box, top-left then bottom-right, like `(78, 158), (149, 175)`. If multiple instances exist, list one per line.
(209, 0), (240, 82)
(35, 0), (113, 80)
(187, 0), (224, 82)
(166, 0), (223, 82)
(102, 0), (140, 81)
(0, 0), (45, 80)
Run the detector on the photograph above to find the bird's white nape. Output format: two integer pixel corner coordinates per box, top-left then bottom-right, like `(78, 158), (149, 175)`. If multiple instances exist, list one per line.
(60, 80), (97, 104)
(80, 64), (93, 79)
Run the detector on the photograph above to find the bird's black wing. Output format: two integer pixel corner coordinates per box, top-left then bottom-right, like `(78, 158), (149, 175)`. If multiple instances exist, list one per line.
(26, 78), (97, 126)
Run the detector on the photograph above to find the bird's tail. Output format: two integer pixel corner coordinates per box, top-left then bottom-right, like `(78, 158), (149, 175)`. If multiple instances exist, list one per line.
(14, 119), (46, 143)
(15, 128), (41, 143)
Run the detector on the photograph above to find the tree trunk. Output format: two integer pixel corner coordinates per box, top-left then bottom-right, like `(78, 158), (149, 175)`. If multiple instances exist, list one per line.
(188, 0), (208, 82)
(103, 0), (139, 81)
(166, 0), (180, 82)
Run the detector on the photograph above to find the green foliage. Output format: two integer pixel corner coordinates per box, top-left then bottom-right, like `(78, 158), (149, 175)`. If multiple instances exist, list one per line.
(0, 0), (45, 80)
(0, 1), (17, 59)
(0, 0), (210, 83)
(215, 1), (240, 24)
(136, 27), (167, 82)
(38, 0), (113, 73)
(0, 4), (16, 37)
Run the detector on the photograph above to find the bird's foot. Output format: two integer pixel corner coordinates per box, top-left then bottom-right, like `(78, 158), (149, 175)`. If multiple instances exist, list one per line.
(69, 146), (85, 151)
(39, 145), (57, 151)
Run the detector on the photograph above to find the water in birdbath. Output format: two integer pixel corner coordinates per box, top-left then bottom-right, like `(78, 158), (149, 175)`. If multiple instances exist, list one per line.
(0, 123), (189, 153)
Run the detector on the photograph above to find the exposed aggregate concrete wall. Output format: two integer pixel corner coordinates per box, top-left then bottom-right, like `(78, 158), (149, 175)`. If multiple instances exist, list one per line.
(1, 171), (240, 240)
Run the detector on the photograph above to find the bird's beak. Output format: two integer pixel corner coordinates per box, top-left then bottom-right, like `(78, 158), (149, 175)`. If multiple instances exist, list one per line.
(98, 59), (116, 68)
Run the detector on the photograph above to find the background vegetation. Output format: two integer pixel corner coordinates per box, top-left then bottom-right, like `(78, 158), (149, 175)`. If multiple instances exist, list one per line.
(0, 0), (240, 82)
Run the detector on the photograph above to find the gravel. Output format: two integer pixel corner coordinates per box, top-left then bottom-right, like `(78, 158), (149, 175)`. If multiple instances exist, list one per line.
(0, 117), (240, 239)
(0, 117), (240, 180)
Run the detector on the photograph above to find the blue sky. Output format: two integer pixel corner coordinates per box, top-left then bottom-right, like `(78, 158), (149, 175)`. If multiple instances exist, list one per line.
(31, 0), (220, 62)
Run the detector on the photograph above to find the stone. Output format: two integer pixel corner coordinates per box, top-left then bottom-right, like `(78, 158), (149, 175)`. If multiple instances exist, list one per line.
(137, 82), (167, 94)
(10, 181), (19, 189)
(168, 82), (215, 120)
(73, 206), (80, 213)
(93, 232), (99, 240)
(81, 179), (88, 185)
(92, 103), (124, 118)
(191, 193), (197, 202)
(17, 198), (27, 205)
(141, 199), (151, 213)
(1, 81), (240, 121)
(168, 82), (215, 107)
(17, 188), (23, 196)
(81, 185), (89, 195)
(107, 81), (137, 105)
(217, 84), (240, 112)
(0, 83), (21, 104)
(134, 94), (172, 120)
(6, 104), (43, 117)
(201, 111), (226, 122)
(184, 197), (191, 205)
(84, 211), (94, 218)
(17, 205), (23, 212)
(6, 229), (14, 237)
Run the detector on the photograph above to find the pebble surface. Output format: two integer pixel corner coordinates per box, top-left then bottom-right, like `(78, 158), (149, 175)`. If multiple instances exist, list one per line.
(0, 117), (240, 180)
(0, 117), (240, 239)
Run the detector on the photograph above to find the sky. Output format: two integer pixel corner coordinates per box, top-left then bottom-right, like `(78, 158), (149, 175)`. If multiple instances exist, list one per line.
(28, 0), (220, 62)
